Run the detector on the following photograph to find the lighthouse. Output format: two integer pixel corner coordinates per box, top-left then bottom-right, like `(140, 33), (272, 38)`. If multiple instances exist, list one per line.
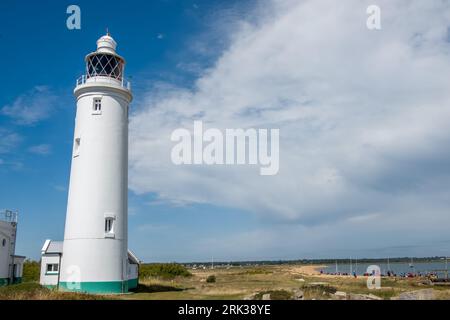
(44, 33), (140, 293)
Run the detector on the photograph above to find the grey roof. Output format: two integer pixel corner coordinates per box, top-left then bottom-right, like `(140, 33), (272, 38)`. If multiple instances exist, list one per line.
(41, 240), (63, 254)
(48, 241), (64, 253)
(128, 250), (141, 264)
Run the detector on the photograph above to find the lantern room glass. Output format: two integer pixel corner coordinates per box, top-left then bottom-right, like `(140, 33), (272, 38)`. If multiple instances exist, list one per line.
(86, 53), (124, 80)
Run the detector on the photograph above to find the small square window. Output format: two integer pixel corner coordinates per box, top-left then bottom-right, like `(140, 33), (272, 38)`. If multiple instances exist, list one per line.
(46, 264), (59, 273)
(93, 98), (102, 114)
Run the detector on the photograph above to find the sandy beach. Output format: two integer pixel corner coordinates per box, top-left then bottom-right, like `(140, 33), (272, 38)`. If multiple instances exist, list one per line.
(283, 264), (327, 276)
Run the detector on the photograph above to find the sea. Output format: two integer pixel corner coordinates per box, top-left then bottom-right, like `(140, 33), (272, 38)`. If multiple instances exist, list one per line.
(320, 260), (449, 277)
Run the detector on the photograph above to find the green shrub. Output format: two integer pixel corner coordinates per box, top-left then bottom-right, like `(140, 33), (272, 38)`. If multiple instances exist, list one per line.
(139, 263), (192, 279)
(254, 290), (292, 300)
(22, 260), (40, 282)
(206, 275), (216, 283)
(301, 284), (337, 299)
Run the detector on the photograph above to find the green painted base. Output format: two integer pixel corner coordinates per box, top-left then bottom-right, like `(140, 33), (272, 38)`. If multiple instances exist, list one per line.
(128, 278), (138, 290)
(0, 277), (22, 286)
(0, 278), (9, 286)
(59, 280), (131, 294)
(44, 285), (57, 289)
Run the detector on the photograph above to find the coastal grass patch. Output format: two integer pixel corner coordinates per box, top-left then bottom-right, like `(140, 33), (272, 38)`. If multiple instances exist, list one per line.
(235, 268), (273, 276)
(0, 282), (104, 300)
(139, 263), (192, 280)
(254, 290), (293, 300)
(300, 274), (439, 300)
(300, 283), (337, 299)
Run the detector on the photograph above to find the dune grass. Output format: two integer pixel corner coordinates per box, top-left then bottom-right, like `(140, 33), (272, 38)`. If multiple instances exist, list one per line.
(0, 282), (105, 300)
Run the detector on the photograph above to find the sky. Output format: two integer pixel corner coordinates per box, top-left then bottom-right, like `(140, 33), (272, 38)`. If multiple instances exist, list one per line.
(1, 0), (450, 262)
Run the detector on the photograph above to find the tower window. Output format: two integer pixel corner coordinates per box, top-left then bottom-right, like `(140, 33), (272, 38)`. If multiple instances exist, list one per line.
(105, 217), (114, 233)
(74, 137), (81, 157)
(2, 239), (5, 247)
(93, 98), (102, 114)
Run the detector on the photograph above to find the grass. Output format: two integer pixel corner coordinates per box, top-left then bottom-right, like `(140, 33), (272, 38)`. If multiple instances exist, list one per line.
(235, 268), (273, 275)
(3, 264), (450, 300)
(125, 265), (450, 300)
(300, 283), (337, 299)
(0, 282), (104, 300)
(254, 290), (292, 300)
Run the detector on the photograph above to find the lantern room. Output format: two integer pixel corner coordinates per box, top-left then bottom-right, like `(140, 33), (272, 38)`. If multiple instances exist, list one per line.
(85, 33), (125, 82)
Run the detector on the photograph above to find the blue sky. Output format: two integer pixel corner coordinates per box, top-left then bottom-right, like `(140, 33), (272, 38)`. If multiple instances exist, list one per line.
(0, 0), (261, 262)
(1, 0), (450, 262)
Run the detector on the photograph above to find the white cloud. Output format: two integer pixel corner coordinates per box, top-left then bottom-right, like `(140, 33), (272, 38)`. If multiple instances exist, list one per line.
(28, 144), (51, 155)
(1, 86), (58, 125)
(129, 0), (450, 231)
(0, 129), (21, 154)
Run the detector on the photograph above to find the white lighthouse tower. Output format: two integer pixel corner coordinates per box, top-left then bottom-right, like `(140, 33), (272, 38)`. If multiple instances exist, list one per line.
(58, 33), (136, 293)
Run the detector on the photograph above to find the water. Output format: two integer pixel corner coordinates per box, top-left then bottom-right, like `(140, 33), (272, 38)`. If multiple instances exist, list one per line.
(320, 260), (449, 277)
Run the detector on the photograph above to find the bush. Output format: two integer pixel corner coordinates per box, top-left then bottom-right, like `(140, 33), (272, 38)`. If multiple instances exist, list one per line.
(301, 284), (337, 299)
(139, 263), (192, 280)
(22, 260), (40, 282)
(303, 283), (337, 295)
(254, 290), (292, 300)
(206, 275), (216, 283)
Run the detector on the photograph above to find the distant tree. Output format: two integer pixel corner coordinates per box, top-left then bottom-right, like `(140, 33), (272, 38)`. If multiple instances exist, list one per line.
(22, 260), (40, 282)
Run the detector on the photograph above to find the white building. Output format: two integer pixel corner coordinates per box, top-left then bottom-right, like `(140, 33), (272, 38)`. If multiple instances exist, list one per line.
(0, 210), (25, 286)
(40, 33), (140, 294)
(39, 240), (63, 288)
(40, 240), (140, 290)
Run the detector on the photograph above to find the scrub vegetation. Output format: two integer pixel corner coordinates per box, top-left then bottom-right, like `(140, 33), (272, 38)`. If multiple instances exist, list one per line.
(2, 263), (450, 300)
(254, 290), (292, 300)
(126, 264), (450, 300)
(22, 260), (40, 282)
(139, 263), (192, 279)
(206, 275), (216, 283)
(0, 282), (103, 300)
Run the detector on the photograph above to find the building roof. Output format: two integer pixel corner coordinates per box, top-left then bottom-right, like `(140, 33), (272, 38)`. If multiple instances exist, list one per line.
(41, 239), (64, 254)
(128, 250), (141, 265)
(13, 255), (26, 262)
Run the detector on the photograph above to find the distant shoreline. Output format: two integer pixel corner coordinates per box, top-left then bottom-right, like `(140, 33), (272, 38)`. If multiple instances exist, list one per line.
(180, 257), (448, 267)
